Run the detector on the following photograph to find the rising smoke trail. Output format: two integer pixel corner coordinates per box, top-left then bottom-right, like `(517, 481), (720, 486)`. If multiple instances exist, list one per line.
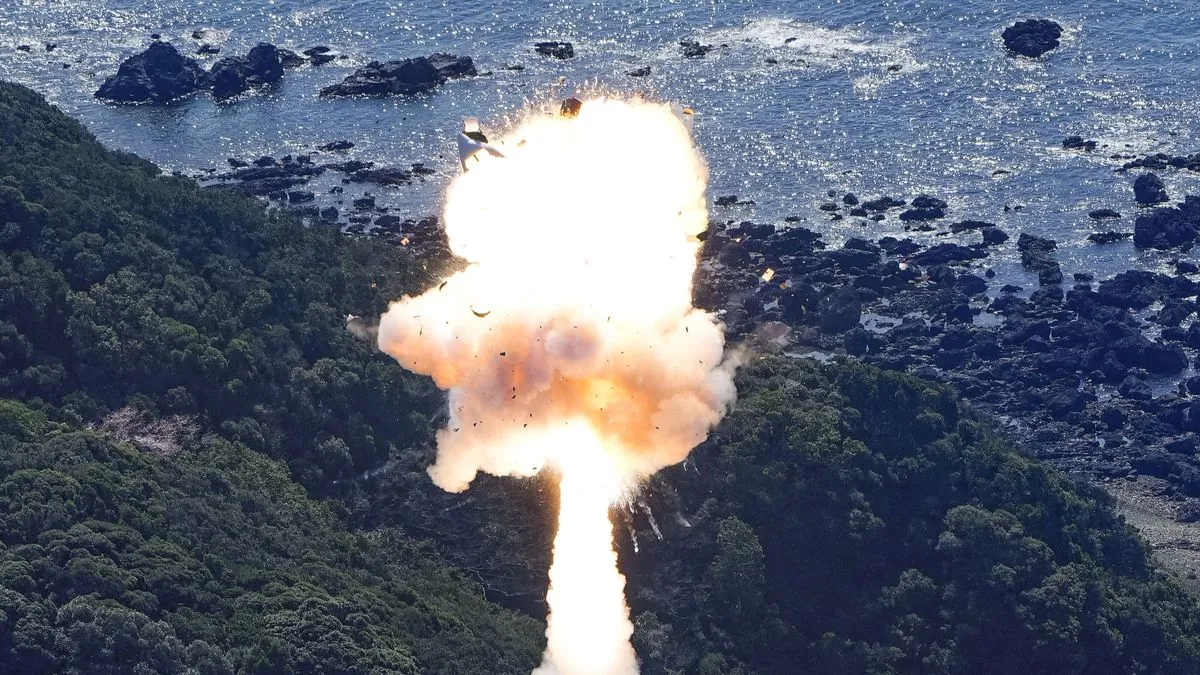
(375, 96), (738, 675)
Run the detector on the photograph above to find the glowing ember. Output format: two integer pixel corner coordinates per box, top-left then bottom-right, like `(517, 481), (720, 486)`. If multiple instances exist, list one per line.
(375, 96), (739, 674)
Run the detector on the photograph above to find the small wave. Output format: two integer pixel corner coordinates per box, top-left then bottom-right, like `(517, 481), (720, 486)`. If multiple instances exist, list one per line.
(698, 17), (910, 64)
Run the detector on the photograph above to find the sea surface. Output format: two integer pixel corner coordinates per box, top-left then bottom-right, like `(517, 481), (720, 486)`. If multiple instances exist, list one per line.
(3, 0), (1200, 290)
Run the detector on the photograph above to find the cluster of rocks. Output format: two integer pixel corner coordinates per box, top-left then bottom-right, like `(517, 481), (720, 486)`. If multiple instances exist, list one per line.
(1002, 18), (1063, 58)
(1123, 152), (1200, 173)
(206, 154), (326, 197)
(202, 146), (437, 219)
(693, 188), (1200, 503)
(679, 39), (714, 58)
(533, 41), (574, 59)
(1134, 195), (1200, 250)
(319, 53), (475, 97)
(95, 41), (331, 103)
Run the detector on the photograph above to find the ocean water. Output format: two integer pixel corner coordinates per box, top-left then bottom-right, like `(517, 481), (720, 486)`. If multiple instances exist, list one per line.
(3, 0), (1200, 290)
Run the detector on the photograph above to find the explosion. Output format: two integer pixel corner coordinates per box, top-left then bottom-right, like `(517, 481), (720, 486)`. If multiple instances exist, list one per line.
(376, 96), (738, 674)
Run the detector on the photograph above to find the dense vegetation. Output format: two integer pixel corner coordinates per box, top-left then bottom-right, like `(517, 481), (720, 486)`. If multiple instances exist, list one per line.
(0, 400), (541, 673)
(3, 80), (1200, 674)
(0, 80), (553, 606)
(625, 358), (1200, 674)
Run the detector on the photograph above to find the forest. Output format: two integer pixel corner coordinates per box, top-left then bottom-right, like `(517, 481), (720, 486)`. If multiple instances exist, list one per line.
(2, 80), (1200, 674)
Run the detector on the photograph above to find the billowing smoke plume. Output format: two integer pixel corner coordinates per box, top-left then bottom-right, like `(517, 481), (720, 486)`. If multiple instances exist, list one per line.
(376, 97), (738, 675)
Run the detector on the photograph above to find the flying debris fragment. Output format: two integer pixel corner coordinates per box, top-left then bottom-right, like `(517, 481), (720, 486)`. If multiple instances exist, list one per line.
(671, 102), (695, 132)
(560, 97), (583, 118)
(457, 117), (506, 171)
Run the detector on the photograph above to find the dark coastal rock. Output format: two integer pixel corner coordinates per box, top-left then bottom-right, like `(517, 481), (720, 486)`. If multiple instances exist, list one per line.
(320, 54), (475, 97)
(1133, 452), (1174, 477)
(825, 248), (880, 272)
(1100, 406), (1127, 430)
(1063, 136), (1097, 151)
(1134, 173), (1170, 206)
(1096, 270), (1196, 309)
(1001, 19), (1063, 58)
(1017, 234), (1059, 277)
(534, 41), (574, 59)
(328, 160), (373, 174)
(197, 44), (221, 56)
(319, 140), (355, 152)
(95, 42), (210, 103)
(981, 227), (1009, 246)
(1039, 266), (1063, 286)
(627, 66), (651, 77)
(911, 195), (948, 210)
(278, 49), (306, 68)
(950, 219), (994, 233)
(1089, 208), (1122, 220)
(863, 196), (906, 212)
(1088, 231), (1132, 245)
(347, 167), (413, 185)
(428, 52), (478, 79)
(304, 46), (337, 66)
(911, 243), (987, 266)
(1133, 206), (1198, 249)
(320, 206), (339, 221)
(679, 39), (713, 58)
(375, 215), (402, 230)
(209, 43), (284, 99)
(287, 190), (315, 203)
(817, 288), (862, 333)
(844, 327), (874, 355)
(878, 236), (921, 256)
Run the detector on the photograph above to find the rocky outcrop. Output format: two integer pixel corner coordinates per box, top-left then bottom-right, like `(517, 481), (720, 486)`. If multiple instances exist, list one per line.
(97, 41), (308, 103)
(1134, 173), (1170, 206)
(1063, 136), (1097, 151)
(210, 43), (284, 99)
(1002, 19), (1063, 58)
(1134, 203), (1200, 249)
(534, 42), (574, 59)
(95, 42), (210, 103)
(680, 39), (713, 58)
(320, 54), (476, 98)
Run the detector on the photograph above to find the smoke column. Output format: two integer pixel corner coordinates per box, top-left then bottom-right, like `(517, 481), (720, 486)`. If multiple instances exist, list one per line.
(376, 96), (738, 675)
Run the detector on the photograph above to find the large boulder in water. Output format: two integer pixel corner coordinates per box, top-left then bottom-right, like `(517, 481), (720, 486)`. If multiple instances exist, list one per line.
(1134, 207), (1198, 249)
(427, 52), (477, 79)
(319, 54), (474, 97)
(210, 43), (284, 99)
(1002, 19), (1063, 58)
(534, 41), (574, 59)
(1134, 173), (1170, 206)
(95, 42), (209, 103)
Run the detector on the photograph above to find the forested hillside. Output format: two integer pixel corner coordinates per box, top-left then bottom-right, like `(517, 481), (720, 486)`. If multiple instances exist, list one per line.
(0, 80), (555, 607)
(626, 358), (1200, 674)
(3, 80), (1200, 675)
(0, 400), (542, 674)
